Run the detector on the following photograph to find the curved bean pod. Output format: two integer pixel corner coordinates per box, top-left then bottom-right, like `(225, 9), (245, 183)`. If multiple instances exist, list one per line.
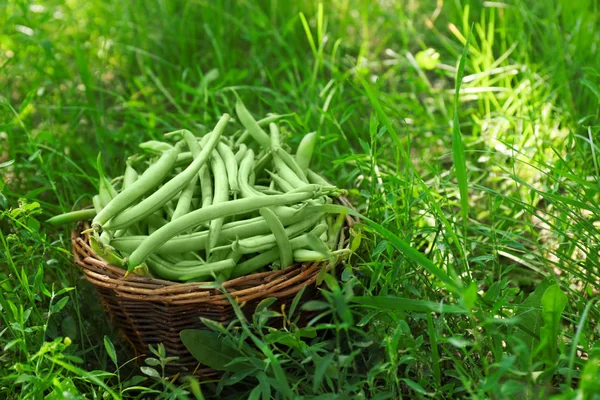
(238, 149), (264, 198)
(217, 142), (239, 196)
(274, 147), (308, 183)
(234, 144), (247, 164)
(92, 195), (103, 214)
(307, 169), (332, 186)
(47, 209), (97, 226)
(171, 174), (198, 220)
(295, 131), (317, 172)
(207, 150), (229, 257)
(234, 112), (294, 146)
(235, 97), (270, 148)
(259, 207), (292, 268)
(266, 170), (294, 192)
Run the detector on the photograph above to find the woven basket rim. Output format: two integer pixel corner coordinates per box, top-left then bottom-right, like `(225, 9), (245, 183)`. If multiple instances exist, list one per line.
(72, 197), (355, 303)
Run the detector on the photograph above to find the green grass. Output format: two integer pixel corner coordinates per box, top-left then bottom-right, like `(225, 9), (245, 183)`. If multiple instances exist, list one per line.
(1, 0), (600, 398)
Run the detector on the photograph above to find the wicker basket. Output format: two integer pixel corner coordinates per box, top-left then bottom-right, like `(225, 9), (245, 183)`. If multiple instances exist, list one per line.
(71, 198), (355, 377)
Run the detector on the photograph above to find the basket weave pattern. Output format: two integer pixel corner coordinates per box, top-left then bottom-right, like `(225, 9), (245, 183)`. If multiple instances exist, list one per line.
(71, 200), (354, 376)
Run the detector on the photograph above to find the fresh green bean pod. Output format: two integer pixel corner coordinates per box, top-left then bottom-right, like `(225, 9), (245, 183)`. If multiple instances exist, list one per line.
(92, 143), (179, 230)
(307, 169), (332, 186)
(217, 142), (239, 196)
(295, 131), (317, 173)
(104, 114), (230, 231)
(127, 189), (318, 270)
(274, 148), (309, 183)
(234, 113), (294, 146)
(267, 170), (294, 192)
(139, 140), (174, 154)
(47, 209), (97, 226)
(238, 149), (264, 198)
(207, 150), (229, 257)
(171, 174), (198, 220)
(235, 97), (270, 148)
(180, 130), (213, 210)
(92, 195), (103, 214)
(293, 249), (330, 262)
(234, 144), (247, 164)
(260, 207), (292, 268)
(123, 163), (139, 189)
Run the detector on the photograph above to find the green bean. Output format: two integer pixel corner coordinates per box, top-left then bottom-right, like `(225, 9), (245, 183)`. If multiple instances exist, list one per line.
(307, 169), (331, 186)
(97, 154), (119, 200)
(123, 163), (139, 189)
(306, 233), (333, 258)
(104, 114), (230, 231)
(90, 235), (125, 267)
(139, 140), (174, 154)
(171, 174), (198, 220)
(180, 130), (213, 210)
(233, 212), (323, 254)
(238, 149), (264, 198)
(255, 185), (284, 195)
(267, 170), (294, 192)
(293, 249), (329, 262)
(234, 144), (247, 164)
(234, 113), (294, 146)
(113, 164), (140, 238)
(47, 209), (97, 226)
(273, 154), (306, 189)
(217, 142), (239, 196)
(269, 122), (282, 149)
(100, 230), (112, 246)
(175, 151), (192, 165)
(274, 147), (308, 183)
(92, 143), (179, 230)
(295, 131), (317, 172)
(235, 97), (270, 148)
(207, 150), (229, 258)
(92, 195), (103, 213)
(127, 189), (318, 270)
(260, 207), (292, 268)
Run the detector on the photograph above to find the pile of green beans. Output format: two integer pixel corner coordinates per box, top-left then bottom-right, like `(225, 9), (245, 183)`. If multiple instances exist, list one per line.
(49, 98), (347, 282)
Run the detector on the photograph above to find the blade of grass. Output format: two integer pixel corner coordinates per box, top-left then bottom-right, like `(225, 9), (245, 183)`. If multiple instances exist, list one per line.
(453, 27), (472, 236)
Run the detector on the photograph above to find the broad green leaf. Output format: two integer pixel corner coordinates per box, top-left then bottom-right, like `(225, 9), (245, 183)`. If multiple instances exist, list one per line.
(248, 385), (261, 400)
(537, 284), (568, 361)
(50, 297), (69, 313)
(140, 366), (160, 379)
(462, 282), (478, 311)
(514, 278), (553, 361)
(313, 353), (335, 392)
(180, 329), (246, 372)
